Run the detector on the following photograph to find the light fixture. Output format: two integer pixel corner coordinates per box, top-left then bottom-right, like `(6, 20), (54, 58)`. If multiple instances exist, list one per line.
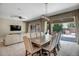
(41, 3), (50, 21)
(10, 7), (27, 20)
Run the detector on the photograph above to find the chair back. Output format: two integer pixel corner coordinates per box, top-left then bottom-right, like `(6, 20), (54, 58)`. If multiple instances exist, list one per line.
(36, 32), (41, 38)
(30, 32), (36, 39)
(23, 36), (33, 53)
(57, 32), (61, 44)
(49, 33), (58, 49)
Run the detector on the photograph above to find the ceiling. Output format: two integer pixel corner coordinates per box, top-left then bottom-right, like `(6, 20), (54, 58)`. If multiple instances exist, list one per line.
(0, 3), (79, 21)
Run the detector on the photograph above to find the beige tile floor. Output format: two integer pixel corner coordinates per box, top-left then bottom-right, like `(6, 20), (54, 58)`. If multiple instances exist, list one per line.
(0, 42), (26, 56)
(57, 41), (79, 56)
(0, 40), (79, 56)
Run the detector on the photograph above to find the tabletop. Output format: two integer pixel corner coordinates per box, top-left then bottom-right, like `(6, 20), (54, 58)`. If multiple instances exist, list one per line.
(31, 35), (52, 46)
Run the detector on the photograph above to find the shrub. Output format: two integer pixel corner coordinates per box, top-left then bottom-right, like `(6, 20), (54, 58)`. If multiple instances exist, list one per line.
(53, 24), (63, 32)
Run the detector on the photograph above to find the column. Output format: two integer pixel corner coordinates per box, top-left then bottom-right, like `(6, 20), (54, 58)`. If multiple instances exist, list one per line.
(47, 21), (51, 34)
(75, 10), (79, 44)
(44, 21), (47, 33)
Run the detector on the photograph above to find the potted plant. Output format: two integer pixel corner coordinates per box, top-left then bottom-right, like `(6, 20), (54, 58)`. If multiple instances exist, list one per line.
(53, 24), (63, 33)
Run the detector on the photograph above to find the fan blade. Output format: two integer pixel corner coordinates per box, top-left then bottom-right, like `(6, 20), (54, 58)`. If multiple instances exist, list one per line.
(19, 16), (26, 19)
(11, 15), (19, 17)
(11, 15), (26, 19)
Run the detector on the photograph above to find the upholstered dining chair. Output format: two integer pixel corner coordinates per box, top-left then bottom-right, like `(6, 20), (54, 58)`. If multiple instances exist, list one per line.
(56, 32), (61, 51)
(36, 32), (41, 38)
(23, 36), (41, 56)
(42, 33), (58, 56)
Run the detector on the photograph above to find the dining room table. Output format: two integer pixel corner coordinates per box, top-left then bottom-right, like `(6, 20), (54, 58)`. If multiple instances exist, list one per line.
(31, 34), (52, 55)
(31, 34), (52, 47)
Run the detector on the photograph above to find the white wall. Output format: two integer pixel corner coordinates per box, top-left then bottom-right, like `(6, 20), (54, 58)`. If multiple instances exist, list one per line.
(0, 18), (26, 42)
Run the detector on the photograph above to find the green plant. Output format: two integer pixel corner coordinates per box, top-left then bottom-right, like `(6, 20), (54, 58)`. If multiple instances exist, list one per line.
(53, 24), (63, 32)
(67, 23), (75, 28)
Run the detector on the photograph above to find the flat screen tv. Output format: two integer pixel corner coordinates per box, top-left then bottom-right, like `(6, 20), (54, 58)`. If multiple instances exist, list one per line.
(10, 25), (21, 31)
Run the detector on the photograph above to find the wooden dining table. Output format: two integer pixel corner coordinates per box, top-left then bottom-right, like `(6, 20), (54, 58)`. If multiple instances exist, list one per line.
(31, 35), (52, 47)
(31, 34), (55, 55)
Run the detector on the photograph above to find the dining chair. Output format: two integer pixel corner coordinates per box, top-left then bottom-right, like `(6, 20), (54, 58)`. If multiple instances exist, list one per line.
(30, 32), (36, 39)
(23, 36), (41, 56)
(56, 32), (61, 51)
(36, 32), (41, 38)
(42, 33), (58, 56)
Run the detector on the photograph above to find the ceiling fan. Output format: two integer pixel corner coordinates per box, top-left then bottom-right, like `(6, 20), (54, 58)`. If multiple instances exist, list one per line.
(11, 15), (26, 19)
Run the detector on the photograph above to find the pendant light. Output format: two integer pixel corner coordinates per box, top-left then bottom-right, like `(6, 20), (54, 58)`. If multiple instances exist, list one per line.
(41, 3), (50, 21)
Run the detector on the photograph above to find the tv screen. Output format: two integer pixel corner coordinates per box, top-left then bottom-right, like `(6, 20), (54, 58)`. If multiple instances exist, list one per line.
(10, 25), (21, 31)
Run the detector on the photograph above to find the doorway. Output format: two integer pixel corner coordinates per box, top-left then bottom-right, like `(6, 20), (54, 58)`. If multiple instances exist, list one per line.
(61, 22), (76, 42)
(51, 16), (77, 43)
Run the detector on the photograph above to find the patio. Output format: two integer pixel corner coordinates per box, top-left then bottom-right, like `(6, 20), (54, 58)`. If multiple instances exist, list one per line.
(61, 33), (76, 42)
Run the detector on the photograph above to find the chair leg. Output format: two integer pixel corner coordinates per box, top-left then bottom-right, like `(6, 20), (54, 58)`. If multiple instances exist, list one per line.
(26, 50), (27, 56)
(49, 52), (50, 56)
(39, 49), (42, 56)
(42, 49), (49, 56)
(32, 54), (34, 56)
(53, 48), (57, 56)
(57, 44), (60, 51)
(32, 51), (41, 56)
(37, 51), (40, 56)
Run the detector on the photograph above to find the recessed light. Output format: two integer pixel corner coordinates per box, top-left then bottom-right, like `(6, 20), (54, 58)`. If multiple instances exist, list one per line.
(17, 8), (22, 11)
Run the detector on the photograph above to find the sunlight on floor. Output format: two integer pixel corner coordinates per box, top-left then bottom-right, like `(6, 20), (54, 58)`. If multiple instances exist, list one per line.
(57, 40), (79, 56)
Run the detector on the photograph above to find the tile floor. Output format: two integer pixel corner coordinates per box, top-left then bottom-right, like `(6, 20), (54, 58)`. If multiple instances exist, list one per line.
(57, 40), (79, 56)
(0, 40), (79, 56)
